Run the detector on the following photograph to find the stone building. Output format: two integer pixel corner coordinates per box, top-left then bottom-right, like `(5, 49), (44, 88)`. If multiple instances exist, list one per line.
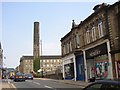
(40, 55), (62, 75)
(61, 1), (120, 82)
(106, 1), (120, 78)
(19, 55), (62, 75)
(20, 56), (34, 74)
(40, 55), (62, 79)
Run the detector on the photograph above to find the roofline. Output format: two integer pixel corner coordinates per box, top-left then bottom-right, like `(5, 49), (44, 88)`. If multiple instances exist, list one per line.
(20, 55), (62, 61)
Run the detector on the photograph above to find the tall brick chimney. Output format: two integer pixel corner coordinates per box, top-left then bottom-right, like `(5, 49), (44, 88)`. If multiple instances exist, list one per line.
(33, 21), (40, 59)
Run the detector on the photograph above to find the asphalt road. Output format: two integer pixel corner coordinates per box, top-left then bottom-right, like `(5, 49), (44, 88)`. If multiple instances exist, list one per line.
(10, 78), (84, 90)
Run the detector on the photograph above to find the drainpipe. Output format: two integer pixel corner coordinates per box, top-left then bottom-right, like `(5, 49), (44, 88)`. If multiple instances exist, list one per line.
(83, 50), (88, 82)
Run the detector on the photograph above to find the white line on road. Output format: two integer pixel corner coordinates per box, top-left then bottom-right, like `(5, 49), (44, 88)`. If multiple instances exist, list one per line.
(26, 80), (32, 82)
(44, 85), (53, 89)
(33, 82), (41, 85)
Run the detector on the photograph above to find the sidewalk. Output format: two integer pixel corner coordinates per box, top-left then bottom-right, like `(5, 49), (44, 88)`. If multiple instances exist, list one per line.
(37, 78), (91, 87)
(0, 79), (15, 90)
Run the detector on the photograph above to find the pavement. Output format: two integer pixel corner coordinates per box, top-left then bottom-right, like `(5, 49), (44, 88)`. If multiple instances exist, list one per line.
(0, 78), (91, 89)
(37, 78), (91, 87)
(0, 79), (16, 90)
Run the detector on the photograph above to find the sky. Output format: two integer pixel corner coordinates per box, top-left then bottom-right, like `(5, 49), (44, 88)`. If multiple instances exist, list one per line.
(0, 0), (118, 68)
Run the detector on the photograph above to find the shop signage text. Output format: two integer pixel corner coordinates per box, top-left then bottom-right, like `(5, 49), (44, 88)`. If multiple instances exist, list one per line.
(86, 43), (107, 59)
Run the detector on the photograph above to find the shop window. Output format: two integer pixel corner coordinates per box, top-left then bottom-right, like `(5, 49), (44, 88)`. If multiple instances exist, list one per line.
(64, 63), (74, 78)
(95, 62), (109, 79)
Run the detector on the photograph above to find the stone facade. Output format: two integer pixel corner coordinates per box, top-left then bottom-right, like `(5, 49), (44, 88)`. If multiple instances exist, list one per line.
(61, 1), (120, 82)
(20, 56), (34, 74)
(19, 55), (62, 77)
(40, 55), (62, 76)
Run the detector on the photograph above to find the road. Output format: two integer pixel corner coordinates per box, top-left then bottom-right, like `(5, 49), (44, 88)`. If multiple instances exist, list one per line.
(9, 78), (84, 90)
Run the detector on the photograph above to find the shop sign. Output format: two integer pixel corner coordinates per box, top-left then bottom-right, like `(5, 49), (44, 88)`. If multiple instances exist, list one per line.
(86, 43), (107, 59)
(117, 61), (120, 77)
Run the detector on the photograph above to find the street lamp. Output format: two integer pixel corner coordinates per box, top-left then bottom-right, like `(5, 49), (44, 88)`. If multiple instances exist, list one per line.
(40, 40), (43, 78)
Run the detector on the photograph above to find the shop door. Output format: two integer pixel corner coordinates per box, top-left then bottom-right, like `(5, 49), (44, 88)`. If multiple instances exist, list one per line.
(76, 55), (85, 81)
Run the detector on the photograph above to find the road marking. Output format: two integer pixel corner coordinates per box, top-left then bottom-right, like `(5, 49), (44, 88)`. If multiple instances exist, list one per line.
(27, 80), (32, 82)
(11, 83), (17, 89)
(33, 82), (41, 85)
(44, 85), (53, 89)
(78, 86), (85, 88)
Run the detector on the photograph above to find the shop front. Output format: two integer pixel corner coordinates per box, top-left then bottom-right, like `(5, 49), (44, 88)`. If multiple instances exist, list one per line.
(86, 43), (113, 80)
(62, 54), (75, 80)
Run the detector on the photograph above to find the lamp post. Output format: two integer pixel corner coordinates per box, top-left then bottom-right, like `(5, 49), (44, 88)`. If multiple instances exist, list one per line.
(40, 40), (43, 78)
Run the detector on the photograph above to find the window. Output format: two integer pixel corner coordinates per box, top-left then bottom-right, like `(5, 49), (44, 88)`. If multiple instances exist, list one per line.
(51, 64), (53, 67)
(50, 60), (52, 62)
(57, 59), (59, 62)
(86, 30), (90, 44)
(98, 21), (103, 38)
(69, 41), (72, 52)
(63, 45), (66, 55)
(91, 26), (96, 41)
(47, 64), (49, 67)
(67, 43), (69, 53)
(54, 60), (56, 63)
(47, 60), (49, 63)
(76, 33), (80, 48)
(74, 36), (77, 48)
(26, 64), (27, 68)
(43, 64), (46, 67)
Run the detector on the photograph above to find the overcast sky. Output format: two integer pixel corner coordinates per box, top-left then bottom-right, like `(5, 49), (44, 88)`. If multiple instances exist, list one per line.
(0, 0), (117, 68)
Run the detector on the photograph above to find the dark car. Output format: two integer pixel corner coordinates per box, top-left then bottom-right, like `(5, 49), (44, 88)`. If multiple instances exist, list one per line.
(14, 72), (26, 82)
(83, 79), (120, 90)
(25, 74), (33, 80)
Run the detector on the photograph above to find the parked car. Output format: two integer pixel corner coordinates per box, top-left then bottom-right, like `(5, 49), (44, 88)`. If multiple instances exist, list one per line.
(83, 79), (120, 90)
(25, 74), (33, 80)
(14, 72), (26, 82)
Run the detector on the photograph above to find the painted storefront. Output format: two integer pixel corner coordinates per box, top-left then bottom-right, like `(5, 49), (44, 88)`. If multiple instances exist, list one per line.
(85, 42), (113, 80)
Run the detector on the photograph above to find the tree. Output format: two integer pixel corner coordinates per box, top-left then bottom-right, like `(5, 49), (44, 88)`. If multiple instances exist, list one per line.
(33, 57), (40, 73)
